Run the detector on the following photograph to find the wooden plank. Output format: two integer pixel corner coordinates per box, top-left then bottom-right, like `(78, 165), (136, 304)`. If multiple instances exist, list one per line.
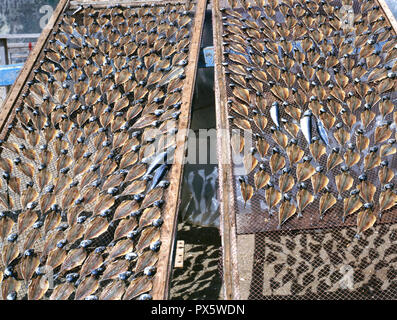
(377, 0), (397, 33)
(69, 0), (188, 8)
(0, 0), (70, 139)
(7, 43), (36, 49)
(0, 39), (9, 65)
(174, 240), (185, 268)
(151, 0), (207, 300)
(212, 0), (240, 300)
(0, 34), (41, 39)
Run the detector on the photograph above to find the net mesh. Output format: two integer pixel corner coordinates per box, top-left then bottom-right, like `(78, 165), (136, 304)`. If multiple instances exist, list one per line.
(0, 1), (198, 300)
(215, 0), (397, 299)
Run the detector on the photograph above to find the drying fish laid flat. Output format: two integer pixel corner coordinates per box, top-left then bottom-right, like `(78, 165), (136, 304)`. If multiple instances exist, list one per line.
(217, 0), (397, 236)
(0, 0), (200, 300)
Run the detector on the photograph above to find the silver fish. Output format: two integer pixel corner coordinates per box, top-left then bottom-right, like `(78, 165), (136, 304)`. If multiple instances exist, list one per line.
(316, 119), (329, 145)
(300, 110), (312, 144)
(270, 101), (280, 128)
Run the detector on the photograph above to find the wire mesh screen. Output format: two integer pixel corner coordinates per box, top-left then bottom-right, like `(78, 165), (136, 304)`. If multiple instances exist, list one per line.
(214, 0), (397, 299)
(0, 0), (199, 300)
(249, 223), (397, 299)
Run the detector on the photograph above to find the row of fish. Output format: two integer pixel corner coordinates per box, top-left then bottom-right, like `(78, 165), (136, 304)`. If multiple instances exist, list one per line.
(0, 2), (196, 300)
(220, 0), (397, 237)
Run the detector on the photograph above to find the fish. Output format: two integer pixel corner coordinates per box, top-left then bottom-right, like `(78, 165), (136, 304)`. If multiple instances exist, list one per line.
(300, 110), (312, 145)
(271, 128), (288, 150)
(319, 191), (337, 220)
(296, 184), (314, 217)
(66, 223), (85, 244)
(50, 282), (75, 300)
(364, 147), (381, 170)
(279, 169), (295, 194)
(286, 140), (304, 165)
(296, 157), (315, 182)
(270, 102), (280, 128)
(378, 161), (394, 186)
(239, 177), (253, 207)
(380, 139), (396, 157)
(113, 200), (140, 221)
(356, 209), (376, 238)
(326, 147), (343, 172)
(378, 187), (397, 218)
(17, 210), (38, 235)
(278, 198), (297, 227)
(2, 277), (21, 300)
(265, 183), (281, 216)
(140, 187), (164, 209)
(46, 247), (68, 270)
(316, 119), (329, 145)
(309, 138), (326, 162)
(374, 123), (393, 144)
(114, 217), (139, 241)
(335, 167), (354, 200)
(75, 276), (99, 300)
(84, 217), (109, 240)
(231, 131), (245, 155)
(20, 254), (40, 284)
(254, 168), (270, 191)
(344, 146), (361, 168)
(107, 239), (135, 261)
(99, 281), (126, 300)
(355, 129), (370, 152)
(123, 276), (152, 300)
(310, 166), (329, 198)
(136, 226), (160, 253)
(256, 136), (269, 158)
(59, 247), (87, 275)
(2, 241), (20, 267)
(269, 148), (285, 174)
(330, 116), (348, 143)
(358, 180), (376, 204)
(243, 150), (258, 175)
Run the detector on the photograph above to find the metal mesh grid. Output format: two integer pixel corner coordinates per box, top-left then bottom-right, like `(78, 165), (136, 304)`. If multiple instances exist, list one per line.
(0, 1), (198, 300)
(248, 223), (397, 299)
(215, 0), (397, 300)
(220, 0), (397, 234)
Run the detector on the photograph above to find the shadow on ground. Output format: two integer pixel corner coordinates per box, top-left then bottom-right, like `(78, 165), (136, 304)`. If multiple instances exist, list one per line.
(170, 223), (223, 300)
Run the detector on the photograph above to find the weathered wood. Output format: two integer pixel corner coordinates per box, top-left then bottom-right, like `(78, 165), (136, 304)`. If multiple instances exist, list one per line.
(377, 0), (397, 33)
(7, 42), (36, 49)
(151, 0), (207, 300)
(212, 0), (240, 300)
(0, 34), (41, 39)
(69, 0), (188, 8)
(0, 39), (9, 65)
(0, 0), (69, 139)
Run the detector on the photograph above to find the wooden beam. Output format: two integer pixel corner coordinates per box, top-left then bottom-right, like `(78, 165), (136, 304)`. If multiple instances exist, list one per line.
(377, 0), (397, 33)
(69, 0), (188, 8)
(212, 0), (240, 300)
(0, 34), (41, 39)
(0, 0), (70, 139)
(151, 0), (207, 300)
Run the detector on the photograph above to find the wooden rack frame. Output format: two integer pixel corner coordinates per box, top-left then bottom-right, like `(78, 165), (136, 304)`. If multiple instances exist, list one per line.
(0, 0), (206, 300)
(212, 0), (241, 300)
(212, 0), (397, 300)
